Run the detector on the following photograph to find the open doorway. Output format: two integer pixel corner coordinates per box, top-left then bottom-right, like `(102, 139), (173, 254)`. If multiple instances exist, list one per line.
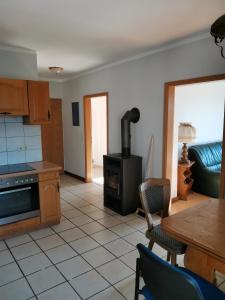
(163, 74), (225, 213)
(84, 93), (108, 183)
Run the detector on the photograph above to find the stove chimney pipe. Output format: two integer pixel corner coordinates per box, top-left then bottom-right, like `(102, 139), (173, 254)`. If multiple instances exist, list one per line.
(121, 107), (140, 157)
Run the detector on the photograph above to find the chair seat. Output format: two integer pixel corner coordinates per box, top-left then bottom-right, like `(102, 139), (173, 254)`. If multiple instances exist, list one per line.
(146, 224), (186, 254)
(180, 267), (225, 300)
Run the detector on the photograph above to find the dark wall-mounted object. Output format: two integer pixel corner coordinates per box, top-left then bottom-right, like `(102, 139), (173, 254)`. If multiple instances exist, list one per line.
(211, 14), (225, 58)
(121, 107), (140, 157)
(72, 102), (79, 126)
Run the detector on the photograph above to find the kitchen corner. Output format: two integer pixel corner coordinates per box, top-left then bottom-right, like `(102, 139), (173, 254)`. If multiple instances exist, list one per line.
(0, 78), (62, 240)
(0, 161), (61, 239)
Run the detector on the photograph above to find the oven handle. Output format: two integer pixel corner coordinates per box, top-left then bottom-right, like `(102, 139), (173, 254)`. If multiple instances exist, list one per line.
(0, 187), (31, 196)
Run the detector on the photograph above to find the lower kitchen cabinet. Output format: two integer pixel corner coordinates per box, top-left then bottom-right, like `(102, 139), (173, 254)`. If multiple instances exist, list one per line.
(39, 176), (61, 224)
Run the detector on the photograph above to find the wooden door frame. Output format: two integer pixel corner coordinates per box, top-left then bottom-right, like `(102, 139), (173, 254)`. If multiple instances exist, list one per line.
(83, 92), (109, 182)
(163, 74), (225, 199)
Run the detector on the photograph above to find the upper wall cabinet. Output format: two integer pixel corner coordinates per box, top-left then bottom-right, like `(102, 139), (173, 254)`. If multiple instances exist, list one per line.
(0, 78), (29, 116)
(24, 81), (51, 125)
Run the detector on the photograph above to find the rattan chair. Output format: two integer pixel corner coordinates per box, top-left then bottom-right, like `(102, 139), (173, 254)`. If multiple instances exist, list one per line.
(139, 178), (186, 265)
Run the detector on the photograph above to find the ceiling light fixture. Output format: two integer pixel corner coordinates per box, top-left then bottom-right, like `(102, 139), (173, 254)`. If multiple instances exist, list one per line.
(211, 14), (225, 58)
(48, 66), (64, 74)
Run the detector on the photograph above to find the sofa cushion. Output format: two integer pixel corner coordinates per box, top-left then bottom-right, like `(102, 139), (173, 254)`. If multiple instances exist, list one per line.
(188, 142), (222, 169)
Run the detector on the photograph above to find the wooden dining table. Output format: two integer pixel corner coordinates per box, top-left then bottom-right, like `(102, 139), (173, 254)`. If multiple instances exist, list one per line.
(161, 198), (225, 283)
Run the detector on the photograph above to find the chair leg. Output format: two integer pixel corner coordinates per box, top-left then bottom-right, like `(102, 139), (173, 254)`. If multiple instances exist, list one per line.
(171, 253), (177, 266)
(135, 258), (140, 300)
(148, 239), (154, 250)
(167, 252), (171, 262)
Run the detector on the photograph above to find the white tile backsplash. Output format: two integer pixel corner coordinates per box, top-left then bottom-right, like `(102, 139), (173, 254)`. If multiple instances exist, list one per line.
(26, 150), (42, 162)
(24, 125), (41, 137)
(5, 116), (23, 123)
(0, 117), (42, 165)
(25, 136), (41, 150)
(6, 137), (25, 151)
(0, 123), (5, 137)
(0, 138), (6, 152)
(8, 151), (26, 164)
(5, 123), (24, 137)
(0, 152), (7, 165)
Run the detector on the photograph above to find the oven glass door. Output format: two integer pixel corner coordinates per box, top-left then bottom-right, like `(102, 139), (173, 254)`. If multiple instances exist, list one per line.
(0, 184), (39, 225)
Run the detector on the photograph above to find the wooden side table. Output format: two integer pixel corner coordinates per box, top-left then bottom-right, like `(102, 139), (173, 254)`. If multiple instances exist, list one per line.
(177, 161), (195, 200)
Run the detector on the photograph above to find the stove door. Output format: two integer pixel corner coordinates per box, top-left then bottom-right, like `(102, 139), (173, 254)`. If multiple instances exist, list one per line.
(0, 184), (39, 225)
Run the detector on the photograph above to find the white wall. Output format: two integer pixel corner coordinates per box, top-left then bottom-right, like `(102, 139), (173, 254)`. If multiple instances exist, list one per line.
(171, 80), (225, 197)
(62, 37), (225, 178)
(91, 96), (107, 167)
(49, 81), (63, 99)
(0, 47), (38, 79)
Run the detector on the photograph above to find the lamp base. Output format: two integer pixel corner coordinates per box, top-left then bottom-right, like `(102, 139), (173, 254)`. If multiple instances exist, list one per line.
(180, 143), (189, 164)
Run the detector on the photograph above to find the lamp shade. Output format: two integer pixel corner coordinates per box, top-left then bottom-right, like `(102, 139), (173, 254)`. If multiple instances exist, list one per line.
(178, 123), (196, 143)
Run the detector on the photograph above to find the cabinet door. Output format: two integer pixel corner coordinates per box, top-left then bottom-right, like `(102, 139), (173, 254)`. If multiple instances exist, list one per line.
(39, 179), (60, 224)
(0, 78), (28, 115)
(25, 81), (51, 124)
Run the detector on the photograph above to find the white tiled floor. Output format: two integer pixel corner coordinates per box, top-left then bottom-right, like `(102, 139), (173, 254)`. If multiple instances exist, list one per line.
(0, 174), (224, 300)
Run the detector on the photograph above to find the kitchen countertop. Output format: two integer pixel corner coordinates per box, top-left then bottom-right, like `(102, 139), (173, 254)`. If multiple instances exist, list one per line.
(0, 161), (61, 179)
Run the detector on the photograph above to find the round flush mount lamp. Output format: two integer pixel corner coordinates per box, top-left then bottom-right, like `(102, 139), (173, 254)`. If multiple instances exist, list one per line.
(211, 14), (225, 58)
(48, 66), (64, 74)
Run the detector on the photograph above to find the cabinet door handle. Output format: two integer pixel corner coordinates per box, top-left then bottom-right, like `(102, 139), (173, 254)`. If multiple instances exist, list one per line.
(57, 182), (60, 192)
(48, 110), (51, 120)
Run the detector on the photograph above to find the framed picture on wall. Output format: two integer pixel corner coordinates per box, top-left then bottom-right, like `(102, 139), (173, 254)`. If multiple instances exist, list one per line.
(72, 102), (80, 126)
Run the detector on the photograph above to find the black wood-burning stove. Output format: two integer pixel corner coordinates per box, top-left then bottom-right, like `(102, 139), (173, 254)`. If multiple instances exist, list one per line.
(104, 108), (142, 215)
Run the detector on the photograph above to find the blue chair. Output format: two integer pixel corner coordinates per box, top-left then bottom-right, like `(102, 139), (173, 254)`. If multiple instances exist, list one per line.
(135, 243), (225, 300)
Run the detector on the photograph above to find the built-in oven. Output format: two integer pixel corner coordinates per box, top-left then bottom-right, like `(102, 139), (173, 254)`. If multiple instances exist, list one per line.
(0, 174), (39, 225)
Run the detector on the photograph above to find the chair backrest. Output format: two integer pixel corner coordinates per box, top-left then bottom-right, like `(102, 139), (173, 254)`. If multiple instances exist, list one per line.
(137, 243), (205, 300)
(139, 178), (170, 230)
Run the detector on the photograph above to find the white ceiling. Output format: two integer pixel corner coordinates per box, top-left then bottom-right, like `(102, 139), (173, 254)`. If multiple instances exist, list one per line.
(0, 0), (224, 80)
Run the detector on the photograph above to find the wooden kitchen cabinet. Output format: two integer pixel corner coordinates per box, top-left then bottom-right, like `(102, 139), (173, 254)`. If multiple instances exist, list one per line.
(0, 78), (29, 115)
(24, 80), (51, 124)
(39, 174), (61, 224)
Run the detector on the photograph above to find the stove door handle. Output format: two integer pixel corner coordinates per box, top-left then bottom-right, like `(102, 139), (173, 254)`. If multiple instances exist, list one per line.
(0, 187), (31, 195)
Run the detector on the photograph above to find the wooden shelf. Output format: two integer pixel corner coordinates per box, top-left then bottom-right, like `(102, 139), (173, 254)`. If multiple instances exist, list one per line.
(177, 161), (195, 200)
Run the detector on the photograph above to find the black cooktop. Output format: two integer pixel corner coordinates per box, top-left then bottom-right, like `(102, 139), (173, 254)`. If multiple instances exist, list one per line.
(0, 163), (34, 175)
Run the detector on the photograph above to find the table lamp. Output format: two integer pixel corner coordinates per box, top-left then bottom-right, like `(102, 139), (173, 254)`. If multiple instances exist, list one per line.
(178, 123), (196, 163)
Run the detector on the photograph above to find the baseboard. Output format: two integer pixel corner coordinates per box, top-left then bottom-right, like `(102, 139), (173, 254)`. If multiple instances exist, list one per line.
(64, 171), (86, 182)
(171, 196), (179, 203)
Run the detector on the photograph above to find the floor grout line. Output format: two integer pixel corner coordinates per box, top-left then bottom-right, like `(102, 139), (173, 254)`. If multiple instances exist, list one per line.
(0, 175), (194, 299)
